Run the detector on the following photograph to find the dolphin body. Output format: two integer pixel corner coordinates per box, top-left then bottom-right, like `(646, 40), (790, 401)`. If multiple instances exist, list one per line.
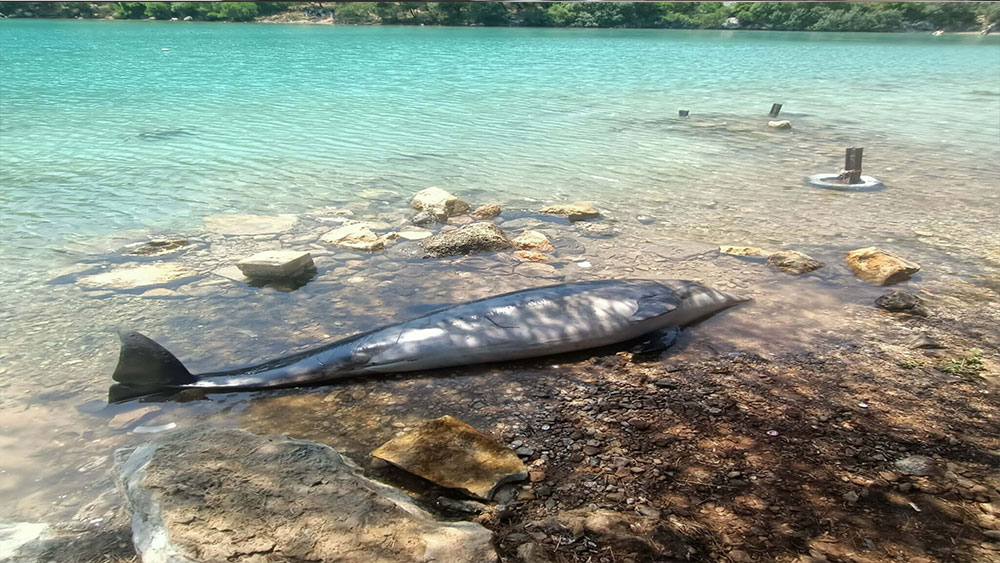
(109, 279), (747, 402)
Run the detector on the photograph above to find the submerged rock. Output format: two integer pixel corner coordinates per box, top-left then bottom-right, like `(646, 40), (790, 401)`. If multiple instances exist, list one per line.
(875, 291), (930, 316)
(411, 187), (470, 221)
(320, 223), (386, 252)
(719, 245), (773, 257)
(539, 201), (600, 221)
(78, 263), (198, 290)
(129, 239), (191, 256)
(421, 223), (512, 258)
(767, 120), (792, 129)
(846, 247), (921, 285)
(237, 250), (314, 280)
(512, 230), (554, 252)
(766, 250), (824, 275)
(411, 211), (437, 227)
(514, 250), (549, 262)
(371, 416), (527, 501)
(115, 427), (497, 563)
(203, 214), (298, 236)
(470, 204), (502, 220)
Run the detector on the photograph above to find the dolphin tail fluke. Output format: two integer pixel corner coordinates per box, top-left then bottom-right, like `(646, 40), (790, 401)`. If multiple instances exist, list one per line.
(109, 331), (197, 403)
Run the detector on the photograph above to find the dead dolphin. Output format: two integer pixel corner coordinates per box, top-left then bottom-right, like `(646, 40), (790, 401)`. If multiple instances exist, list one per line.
(109, 279), (747, 402)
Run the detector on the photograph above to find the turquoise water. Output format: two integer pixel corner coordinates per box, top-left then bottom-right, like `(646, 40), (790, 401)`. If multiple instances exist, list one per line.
(0, 20), (998, 526)
(2, 21), (999, 276)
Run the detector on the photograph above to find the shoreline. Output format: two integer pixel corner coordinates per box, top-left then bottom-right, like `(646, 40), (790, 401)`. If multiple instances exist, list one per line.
(1, 16), (995, 36)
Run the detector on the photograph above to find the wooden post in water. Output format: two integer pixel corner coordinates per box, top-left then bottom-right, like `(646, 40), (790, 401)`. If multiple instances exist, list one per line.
(844, 147), (863, 184)
(678, 110), (689, 118)
(769, 103), (782, 117)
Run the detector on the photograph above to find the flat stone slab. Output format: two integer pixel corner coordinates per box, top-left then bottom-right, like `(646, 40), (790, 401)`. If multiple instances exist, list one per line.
(372, 416), (527, 500)
(78, 263), (198, 290)
(237, 250), (314, 279)
(115, 427), (497, 563)
(204, 214), (298, 236)
(539, 201), (600, 221)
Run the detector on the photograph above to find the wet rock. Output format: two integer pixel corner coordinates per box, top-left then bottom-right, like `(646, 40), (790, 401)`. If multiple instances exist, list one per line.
(720, 245), (773, 257)
(875, 291), (930, 316)
(411, 187), (470, 221)
(236, 250), (314, 280)
(78, 263), (198, 290)
(371, 416), (527, 501)
(514, 250), (549, 262)
(894, 455), (939, 476)
(129, 239), (191, 256)
(182, 15), (193, 21)
(320, 223), (386, 252)
(575, 222), (618, 237)
(539, 201), (600, 221)
(846, 247), (921, 285)
(768, 120), (792, 129)
(512, 230), (554, 252)
(767, 250), (824, 275)
(115, 427), (497, 563)
(203, 214), (297, 236)
(470, 204), (502, 220)
(421, 223), (512, 258)
(411, 211), (437, 227)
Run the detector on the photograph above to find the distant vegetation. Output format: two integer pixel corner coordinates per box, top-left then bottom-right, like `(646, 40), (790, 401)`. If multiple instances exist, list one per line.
(2, 2), (998, 32)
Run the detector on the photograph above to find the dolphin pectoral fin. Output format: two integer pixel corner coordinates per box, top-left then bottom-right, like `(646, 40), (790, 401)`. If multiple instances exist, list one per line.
(629, 327), (681, 354)
(627, 297), (679, 322)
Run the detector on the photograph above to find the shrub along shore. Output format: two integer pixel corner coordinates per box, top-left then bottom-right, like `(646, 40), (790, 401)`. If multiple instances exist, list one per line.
(2, 2), (998, 33)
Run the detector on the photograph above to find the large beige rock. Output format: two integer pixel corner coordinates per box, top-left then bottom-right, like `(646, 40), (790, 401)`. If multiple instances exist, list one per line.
(539, 201), (600, 221)
(845, 247), (921, 285)
(78, 263), (197, 290)
(237, 250), (314, 279)
(321, 223), (386, 251)
(115, 427), (497, 563)
(766, 250), (823, 275)
(371, 416), (527, 501)
(421, 223), (512, 258)
(767, 120), (792, 129)
(511, 230), (554, 252)
(410, 188), (470, 221)
(203, 214), (298, 236)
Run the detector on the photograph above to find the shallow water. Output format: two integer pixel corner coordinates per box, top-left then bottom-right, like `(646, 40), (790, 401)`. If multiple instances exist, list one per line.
(0, 22), (998, 526)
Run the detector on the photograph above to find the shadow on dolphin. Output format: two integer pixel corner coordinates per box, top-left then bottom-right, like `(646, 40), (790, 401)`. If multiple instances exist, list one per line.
(108, 279), (749, 403)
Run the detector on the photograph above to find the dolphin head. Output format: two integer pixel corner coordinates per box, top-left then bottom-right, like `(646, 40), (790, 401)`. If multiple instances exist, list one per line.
(659, 280), (750, 326)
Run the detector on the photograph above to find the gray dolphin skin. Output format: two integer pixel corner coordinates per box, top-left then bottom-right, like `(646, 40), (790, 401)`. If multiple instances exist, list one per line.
(109, 279), (747, 402)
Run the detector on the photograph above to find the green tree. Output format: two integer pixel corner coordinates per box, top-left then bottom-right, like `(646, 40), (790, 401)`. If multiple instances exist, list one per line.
(143, 2), (172, 19)
(111, 2), (146, 19)
(207, 2), (258, 22)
